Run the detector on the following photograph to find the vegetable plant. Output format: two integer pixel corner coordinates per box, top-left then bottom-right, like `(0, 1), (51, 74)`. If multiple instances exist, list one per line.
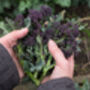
(75, 80), (90, 90)
(0, 5), (81, 86)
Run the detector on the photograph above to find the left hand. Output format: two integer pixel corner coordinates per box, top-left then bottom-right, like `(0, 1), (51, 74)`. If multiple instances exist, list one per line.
(0, 28), (28, 81)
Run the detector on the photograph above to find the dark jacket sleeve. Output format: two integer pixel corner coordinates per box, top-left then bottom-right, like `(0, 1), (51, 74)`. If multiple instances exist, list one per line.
(0, 44), (76, 90)
(37, 78), (76, 90)
(0, 44), (19, 90)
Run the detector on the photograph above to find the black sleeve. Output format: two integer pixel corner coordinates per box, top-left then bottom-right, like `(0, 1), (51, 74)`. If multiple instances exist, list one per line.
(0, 44), (20, 90)
(37, 78), (76, 90)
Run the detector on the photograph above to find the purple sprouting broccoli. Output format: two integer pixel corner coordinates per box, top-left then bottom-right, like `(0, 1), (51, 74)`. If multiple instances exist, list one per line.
(42, 28), (54, 44)
(13, 5), (81, 86)
(15, 6), (80, 58)
(28, 10), (43, 23)
(15, 14), (24, 27)
(23, 36), (35, 46)
(40, 5), (52, 17)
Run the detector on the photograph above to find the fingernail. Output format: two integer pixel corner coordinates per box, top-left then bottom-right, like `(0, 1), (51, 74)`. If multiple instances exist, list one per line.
(48, 39), (56, 47)
(21, 28), (28, 32)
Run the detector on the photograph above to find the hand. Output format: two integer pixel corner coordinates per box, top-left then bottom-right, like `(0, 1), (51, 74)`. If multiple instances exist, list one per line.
(0, 28), (28, 80)
(42, 40), (74, 83)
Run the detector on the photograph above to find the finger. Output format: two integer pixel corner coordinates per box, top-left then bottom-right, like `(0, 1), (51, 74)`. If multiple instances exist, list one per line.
(13, 57), (24, 80)
(41, 76), (50, 84)
(11, 50), (24, 80)
(48, 39), (67, 65)
(68, 55), (75, 76)
(1, 28), (28, 42)
(0, 28), (29, 47)
(7, 28), (28, 40)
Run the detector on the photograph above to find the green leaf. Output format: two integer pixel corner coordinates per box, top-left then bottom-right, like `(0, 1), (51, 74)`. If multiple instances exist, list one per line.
(18, 1), (27, 12)
(24, 17), (31, 28)
(75, 80), (90, 90)
(76, 46), (81, 52)
(0, 21), (8, 35)
(4, 1), (11, 8)
(88, 0), (90, 8)
(55, 10), (66, 22)
(36, 35), (42, 44)
(54, 0), (71, 7)
(30, 60), (45, 72)
(36, 60), (45, 71)
(72, 0), (80, 6)
(75, 83), (81, 90)
(21, 60), (30, 71)
(79, 24), (88, 31)
(82, 80), (90, 90)
(18, 0), (32, 13)
(83, 29), (90, 37)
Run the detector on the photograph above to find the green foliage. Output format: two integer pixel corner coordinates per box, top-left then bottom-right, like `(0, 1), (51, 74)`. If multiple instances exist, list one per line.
(53, 0), (71, 7)
(72, 0), (90, 7)
(1, 0), (90, 21)
(0, 0), (12, 13)
(83, 29), (90, 37)
(0, 8), (81, 86)
(0, 0), (43, 19)
(17, 38), (55, 86)
(75, 80), (90, 90)
(0, 18), (17, 37)
(18, 0), (43, 13)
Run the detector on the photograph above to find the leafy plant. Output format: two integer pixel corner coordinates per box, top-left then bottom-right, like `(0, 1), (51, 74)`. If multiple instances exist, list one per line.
(53, 0), (71, 7)
(75, 80), (90, 90)
(0, 6), (81, 86)
(0, 0), (43, 20)
(72, 0), (90, 7)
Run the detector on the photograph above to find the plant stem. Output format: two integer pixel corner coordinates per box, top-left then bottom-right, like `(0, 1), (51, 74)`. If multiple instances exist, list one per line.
(40, 55), (55, 81)
(34, 72), (38, 78)
(55, 38), (65, 44)
(5, 18), (15, 30)
(26, 71), (40, 86)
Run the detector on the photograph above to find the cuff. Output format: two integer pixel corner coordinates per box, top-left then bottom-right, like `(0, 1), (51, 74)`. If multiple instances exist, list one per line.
(37, 77), (75, 90)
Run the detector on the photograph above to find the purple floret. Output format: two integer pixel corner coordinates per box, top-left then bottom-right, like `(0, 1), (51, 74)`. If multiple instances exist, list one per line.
(23, 36), (35, 46)
(28, 10), (43, 22)
(15, 6), (80, 59)
(15, 14), (24, 27)
(40, 5), (52, 17)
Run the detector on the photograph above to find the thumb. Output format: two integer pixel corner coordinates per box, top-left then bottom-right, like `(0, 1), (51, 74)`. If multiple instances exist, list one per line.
(0, 28), (28, 47)
(48, 39), (66, 65)
(6, 28), (29, 41)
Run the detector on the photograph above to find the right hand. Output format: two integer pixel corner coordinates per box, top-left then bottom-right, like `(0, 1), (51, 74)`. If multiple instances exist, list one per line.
(42, 40), (75, 83)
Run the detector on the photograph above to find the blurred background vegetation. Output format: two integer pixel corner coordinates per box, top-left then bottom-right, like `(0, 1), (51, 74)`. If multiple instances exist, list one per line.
(0, 0), (90, 19)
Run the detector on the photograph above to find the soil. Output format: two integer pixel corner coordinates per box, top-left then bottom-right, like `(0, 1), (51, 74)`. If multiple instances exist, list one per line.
(14, 82), (37, 90)
(66, 5), (90, 17)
